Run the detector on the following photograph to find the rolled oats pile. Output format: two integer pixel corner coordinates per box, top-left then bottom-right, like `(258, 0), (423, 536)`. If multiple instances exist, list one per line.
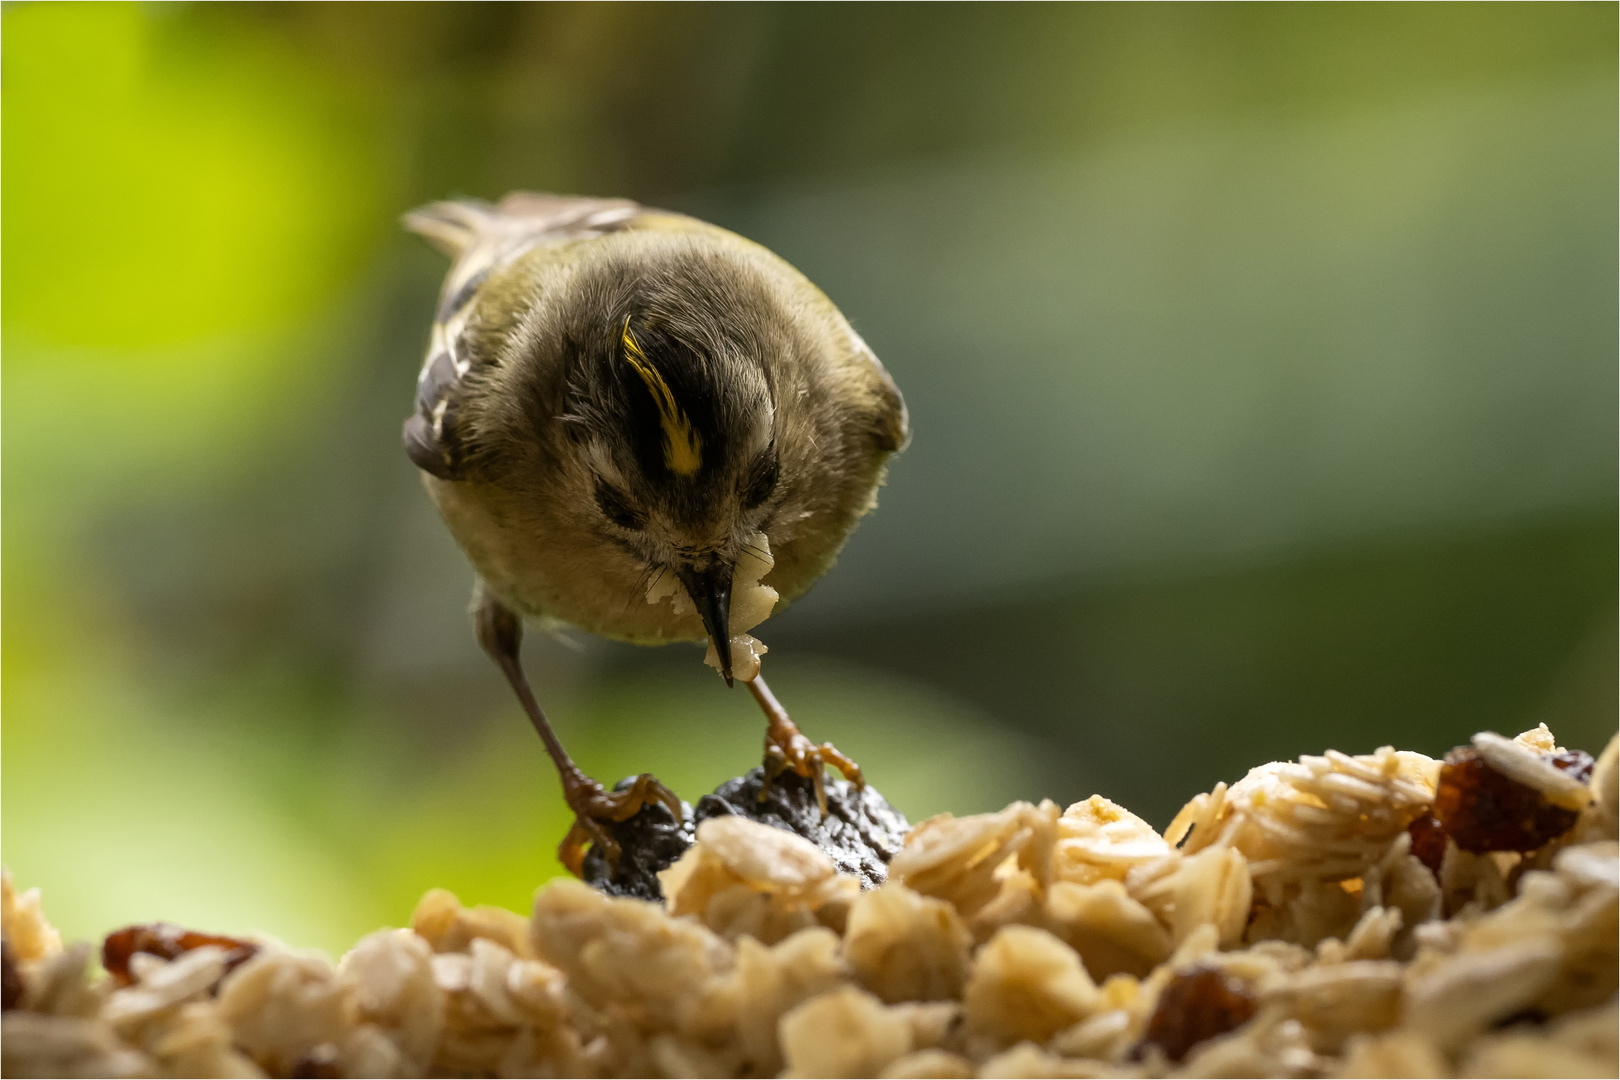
(4, 725), (1615, 1078)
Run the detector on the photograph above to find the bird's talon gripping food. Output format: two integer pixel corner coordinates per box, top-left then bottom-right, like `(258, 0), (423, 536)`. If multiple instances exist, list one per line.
(557, 773), (686, 876)
(818, 742), (865, 790)
(760, 727), (858, 817)
(4, 725), (1614, 1078)
(560, 818), (615, 879)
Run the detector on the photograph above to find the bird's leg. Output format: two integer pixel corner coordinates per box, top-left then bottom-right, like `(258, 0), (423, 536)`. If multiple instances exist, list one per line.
(474, 591), (681, 877)
(748, 674), (863, 815)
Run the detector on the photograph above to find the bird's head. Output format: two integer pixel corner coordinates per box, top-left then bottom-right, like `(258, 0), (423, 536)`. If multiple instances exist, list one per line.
(561, 295), (784, 683)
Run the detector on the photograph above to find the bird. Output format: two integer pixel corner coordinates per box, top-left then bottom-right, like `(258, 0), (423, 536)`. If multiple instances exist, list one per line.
(401, 192), (909, 875)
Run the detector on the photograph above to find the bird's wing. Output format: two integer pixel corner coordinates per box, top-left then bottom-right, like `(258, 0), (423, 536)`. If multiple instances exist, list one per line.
(401, 194), (648, 479)
(845, 322), (910, 454)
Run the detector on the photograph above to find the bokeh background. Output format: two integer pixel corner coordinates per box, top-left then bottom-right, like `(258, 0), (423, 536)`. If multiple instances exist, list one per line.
(4, 2), (1616, 957)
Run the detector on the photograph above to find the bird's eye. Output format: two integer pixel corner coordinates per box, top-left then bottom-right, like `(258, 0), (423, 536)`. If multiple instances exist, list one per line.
(594, 481), (644, 530)
(740, 449), (779, 509)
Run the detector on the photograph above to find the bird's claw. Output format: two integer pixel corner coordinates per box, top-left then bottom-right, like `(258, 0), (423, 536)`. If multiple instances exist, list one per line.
(557, 772), (682, 878)
(762, 727), (864, 817)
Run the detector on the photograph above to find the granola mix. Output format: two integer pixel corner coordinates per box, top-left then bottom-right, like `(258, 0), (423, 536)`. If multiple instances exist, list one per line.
(3, 725), (1615, 1078)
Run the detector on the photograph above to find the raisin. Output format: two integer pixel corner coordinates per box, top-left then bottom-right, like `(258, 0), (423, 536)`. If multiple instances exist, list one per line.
(291, 1047), (343, 1078)
(1139, 965), (1256, 1063)
(1546, 749), (1596, 785)
(1433, 746), (1583, 854)
(1407, 813), (1448, 876)
(101, 923), (258, 987)
(1, 937), (22, 1011)
(1493, 1007), (1550, 1029)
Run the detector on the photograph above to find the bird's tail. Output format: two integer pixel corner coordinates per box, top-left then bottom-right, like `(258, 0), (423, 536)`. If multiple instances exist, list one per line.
(403, 194), (644, 259)
(402, 199), (499, 258)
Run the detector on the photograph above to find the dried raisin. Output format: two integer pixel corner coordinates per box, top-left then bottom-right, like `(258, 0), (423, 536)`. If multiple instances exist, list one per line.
(1546, 749), (1595, 784)
(1433, 746), (1583, 854)
(101, 923), (258, 986)
(1, 938), (21, 1011)
(1140, 965), (1256, 1062)
(291, 1047), (343, 1078)
(1407, 813), (1448, 876)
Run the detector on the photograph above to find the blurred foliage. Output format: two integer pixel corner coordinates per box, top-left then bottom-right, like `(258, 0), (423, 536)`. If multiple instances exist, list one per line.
(3, 2), (1615, 957)
(5, 3), (386, 349)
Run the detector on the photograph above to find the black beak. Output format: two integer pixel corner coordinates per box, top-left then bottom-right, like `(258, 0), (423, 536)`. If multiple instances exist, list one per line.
(676, 561), (735, 686)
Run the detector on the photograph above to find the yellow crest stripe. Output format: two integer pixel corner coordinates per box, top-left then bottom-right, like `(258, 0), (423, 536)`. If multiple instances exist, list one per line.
(621, 317), (703, 476)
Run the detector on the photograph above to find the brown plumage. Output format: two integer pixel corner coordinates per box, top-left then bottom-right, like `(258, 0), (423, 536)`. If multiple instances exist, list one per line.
(403, 192), (908, 873)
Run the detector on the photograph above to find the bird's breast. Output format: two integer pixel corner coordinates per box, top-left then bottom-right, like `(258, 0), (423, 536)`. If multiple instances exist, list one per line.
(425, 475), (710, 645)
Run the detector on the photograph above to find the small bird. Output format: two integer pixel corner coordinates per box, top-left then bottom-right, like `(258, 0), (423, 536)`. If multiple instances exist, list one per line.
(402, 193), (908, 875)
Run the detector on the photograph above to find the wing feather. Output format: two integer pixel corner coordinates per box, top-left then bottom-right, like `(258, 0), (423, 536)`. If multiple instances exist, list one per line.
(400, 193), (646, 479)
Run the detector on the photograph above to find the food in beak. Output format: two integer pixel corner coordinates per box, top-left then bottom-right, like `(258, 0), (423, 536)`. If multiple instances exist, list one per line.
(705, 632), (769, 683)
(646, 531), (779, 683)
(674, 560), (734, 683)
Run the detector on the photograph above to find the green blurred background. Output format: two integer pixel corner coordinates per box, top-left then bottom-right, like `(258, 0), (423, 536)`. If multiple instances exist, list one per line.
(4, 2), (1616, 957)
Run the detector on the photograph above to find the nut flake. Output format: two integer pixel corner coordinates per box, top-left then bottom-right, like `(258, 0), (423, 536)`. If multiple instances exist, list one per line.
(845, 883), (972, 1003)
(779, 985), (913, 1078)
(659, 816), (859, 944)
(964, 924), (1100, 1047)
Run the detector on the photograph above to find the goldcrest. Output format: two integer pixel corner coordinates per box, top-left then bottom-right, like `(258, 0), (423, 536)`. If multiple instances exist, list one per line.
(404, 192), (908, 872)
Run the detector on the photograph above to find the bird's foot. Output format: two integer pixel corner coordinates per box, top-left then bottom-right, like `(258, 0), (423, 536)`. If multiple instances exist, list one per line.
(763, 721), (864, 817)
(557, 771), (683, 878)
(747, 675), (862, 816)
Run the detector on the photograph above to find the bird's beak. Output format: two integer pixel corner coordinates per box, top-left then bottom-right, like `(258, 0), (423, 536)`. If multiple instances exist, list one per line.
(676, 560), (735, 686)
